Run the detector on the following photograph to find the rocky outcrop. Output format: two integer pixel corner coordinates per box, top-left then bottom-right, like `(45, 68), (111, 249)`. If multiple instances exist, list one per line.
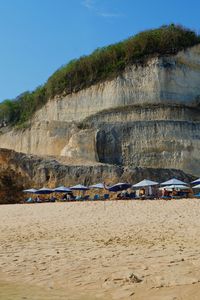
(0, 45), (200, 176)
(0, 148), (195, 204)
(0, 121), (74, 156)
(96, 120), (200, 175)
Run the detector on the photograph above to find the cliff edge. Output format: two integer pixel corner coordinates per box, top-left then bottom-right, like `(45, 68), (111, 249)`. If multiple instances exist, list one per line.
(0, 45), (200, 176)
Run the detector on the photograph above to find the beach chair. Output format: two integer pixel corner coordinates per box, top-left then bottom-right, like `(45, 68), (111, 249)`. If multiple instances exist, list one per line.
(83, 195), (90, 201)
(179, 192), (187, 198)
(171, 195), (181, 199)
(103, 194), (109, 200)
(160, 196), (172, 200)
(49, 197), (56, 202)
(75, 195), (82, 201)
(26, 197), (34, 203)
(93, 194), (100, 201)
(146, 195), (156, 200)
(194, 193), (200, 198)
(129, 192), (136, 199)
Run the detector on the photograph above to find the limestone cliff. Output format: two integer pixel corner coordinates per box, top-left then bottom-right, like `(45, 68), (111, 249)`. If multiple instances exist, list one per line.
(0, 148), (195, 204)
(0, 45), (200, 176)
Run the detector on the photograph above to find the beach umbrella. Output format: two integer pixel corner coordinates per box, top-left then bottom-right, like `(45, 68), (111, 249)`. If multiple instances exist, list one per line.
(53, 186), (71, 193)
(70, 184), (89, 191)
(193, 184), (200, 189)
(89, 183), (104, 189)
(132, 179), (159, 188)
(23, 188), (37, 193)
(35, 187), (54, 194)
(160, 178), (188, 186)
(108, 182), (131, 192)
(191, 178), (200, 185)
(159, 185), (189, 191)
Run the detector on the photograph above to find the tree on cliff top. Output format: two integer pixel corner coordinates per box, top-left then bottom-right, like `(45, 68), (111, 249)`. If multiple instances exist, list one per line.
(0, 24), (199, 126)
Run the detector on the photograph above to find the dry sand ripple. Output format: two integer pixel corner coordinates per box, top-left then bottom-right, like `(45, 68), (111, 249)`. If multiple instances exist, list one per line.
(1, 200), (200, 299)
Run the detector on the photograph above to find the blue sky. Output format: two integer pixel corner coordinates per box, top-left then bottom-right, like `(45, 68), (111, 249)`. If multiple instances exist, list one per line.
(0, 0), (200, 101)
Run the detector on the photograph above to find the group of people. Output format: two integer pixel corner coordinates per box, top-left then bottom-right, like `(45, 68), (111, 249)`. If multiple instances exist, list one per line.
(117, 187), (191, 200)
(117, 191), (136, 199)
(26, 195), (57, 203)
(161, 188), (189, 198)
(61, 191), (75, 201)
(25, 185), (193, 203)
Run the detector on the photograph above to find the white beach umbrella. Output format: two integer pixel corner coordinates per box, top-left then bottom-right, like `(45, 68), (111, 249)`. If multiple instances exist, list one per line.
(132, 179), (159, 188)
(89, 183), (104, 189)
(23, 188), (37, 193)
(159, 185), (189, 191)
(193, 184), (200, 189)
(191, 178), (200, 185)
(108, 182), (131, 192)
(35, 187), (54, 194)
(53, 186), (71, 193)
(70, 184), (89, 191)
(160, 178), (188, 186)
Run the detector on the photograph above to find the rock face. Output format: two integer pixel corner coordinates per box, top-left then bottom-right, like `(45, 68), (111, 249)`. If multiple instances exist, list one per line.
(0, 148), (195, 204)
(0, 150), (31, 204)
(0, 45), (200, 176)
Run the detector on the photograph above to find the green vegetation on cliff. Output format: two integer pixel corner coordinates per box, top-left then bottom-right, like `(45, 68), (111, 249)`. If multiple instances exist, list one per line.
(0, 24), (199, 125)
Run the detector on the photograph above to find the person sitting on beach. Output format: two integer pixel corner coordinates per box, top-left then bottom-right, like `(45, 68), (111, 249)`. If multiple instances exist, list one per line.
(121, 191), (129, 199)
(172, 189), (178, 196)
(50, 196), (56, 202)
(139, 188), (145, 198)
(163, 188), (169, 197)
(117, 192), (122, 199)
(67, 193), (72, 200)
(35, 196), (41, 203)
(66, 191), (75, 200)
(62, 194), (67, 200)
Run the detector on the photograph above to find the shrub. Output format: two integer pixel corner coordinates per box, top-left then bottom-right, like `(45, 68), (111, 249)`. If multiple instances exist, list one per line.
(0, 24), (199, 126)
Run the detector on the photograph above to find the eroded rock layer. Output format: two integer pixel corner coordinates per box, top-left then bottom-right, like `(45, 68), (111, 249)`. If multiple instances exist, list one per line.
(0, 148), (195, 204)
(0, 46), (200, 176)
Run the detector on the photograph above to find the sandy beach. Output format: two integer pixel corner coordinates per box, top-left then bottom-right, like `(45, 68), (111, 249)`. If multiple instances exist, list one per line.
(1, 199), (200, 299)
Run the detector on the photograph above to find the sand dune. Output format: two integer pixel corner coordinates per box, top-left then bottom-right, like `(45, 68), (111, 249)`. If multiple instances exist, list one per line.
(1, 200), (200, 299)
